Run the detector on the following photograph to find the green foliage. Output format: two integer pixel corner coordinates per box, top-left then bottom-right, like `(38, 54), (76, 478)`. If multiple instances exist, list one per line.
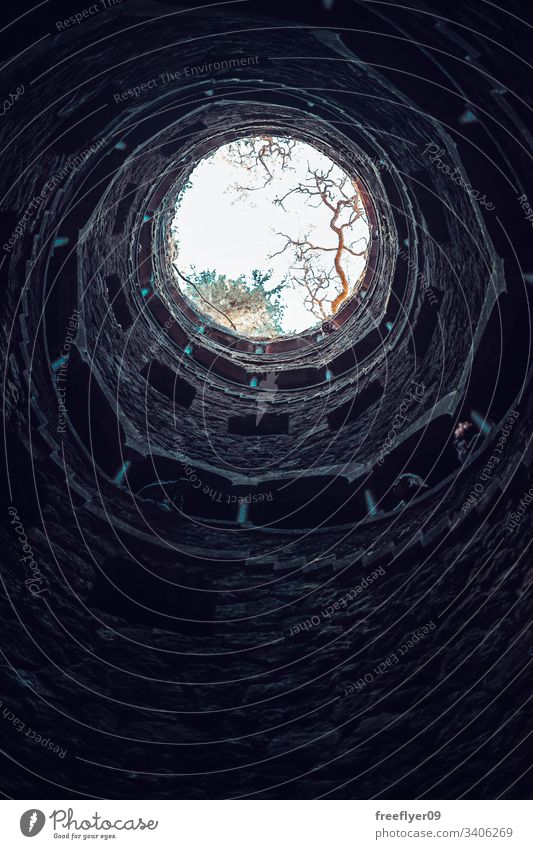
(184, 267), (285, 337)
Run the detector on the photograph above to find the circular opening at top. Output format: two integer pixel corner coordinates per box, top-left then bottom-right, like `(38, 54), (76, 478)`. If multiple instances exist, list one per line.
(169, 134), (371, 339)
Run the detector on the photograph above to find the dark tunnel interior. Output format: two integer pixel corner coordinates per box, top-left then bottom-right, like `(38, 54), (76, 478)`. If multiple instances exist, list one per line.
(0, 0), (532, 809)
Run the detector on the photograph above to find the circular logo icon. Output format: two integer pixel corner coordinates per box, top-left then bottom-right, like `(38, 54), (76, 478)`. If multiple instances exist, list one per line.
(20, 810), (46, 837)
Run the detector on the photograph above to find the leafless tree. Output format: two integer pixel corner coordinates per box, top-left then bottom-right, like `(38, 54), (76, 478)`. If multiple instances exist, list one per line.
(224, 135), (297, 192)
(271, 164), (369, 317)
(225, 136), (370, 319)
(273, 165), (367, 317)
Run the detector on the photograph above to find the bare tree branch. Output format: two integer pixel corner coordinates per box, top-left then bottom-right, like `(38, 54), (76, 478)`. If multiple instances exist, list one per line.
(226, 135), (297, 193)
(221, 138), (370, 321)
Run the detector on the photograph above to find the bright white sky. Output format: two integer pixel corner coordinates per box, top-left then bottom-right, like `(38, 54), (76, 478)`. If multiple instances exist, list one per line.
(171, 136), (370, 335)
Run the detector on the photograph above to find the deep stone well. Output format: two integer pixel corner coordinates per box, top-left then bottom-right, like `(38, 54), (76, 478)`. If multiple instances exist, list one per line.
(0, 0), (531, 800)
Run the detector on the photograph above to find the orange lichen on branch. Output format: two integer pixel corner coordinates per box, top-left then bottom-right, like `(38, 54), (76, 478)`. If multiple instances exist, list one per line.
(223, 137), (370, 321)
(274, 167), (368, 316)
